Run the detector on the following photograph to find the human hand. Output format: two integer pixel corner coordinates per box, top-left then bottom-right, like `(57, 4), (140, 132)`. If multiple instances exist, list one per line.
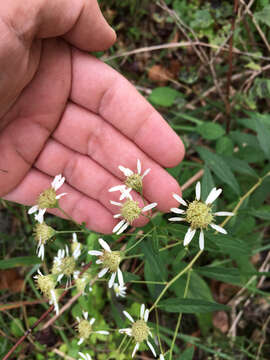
(0, 0), (185, 233)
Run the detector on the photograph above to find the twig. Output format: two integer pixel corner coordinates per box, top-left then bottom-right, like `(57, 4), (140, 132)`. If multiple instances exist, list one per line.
(0, 299), (46, 311)
(53, 348), (76, 360)
(181, 169), (204, 192)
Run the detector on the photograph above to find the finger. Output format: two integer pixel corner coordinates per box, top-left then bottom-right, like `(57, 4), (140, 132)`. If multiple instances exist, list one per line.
(3, 169), (118, 234)
(0, 0), (116, 51)
(53, 102), (181, 212)
(34, 137), (150, 223)
(70, 49), (185, 168)
(0, 39), (70, 196)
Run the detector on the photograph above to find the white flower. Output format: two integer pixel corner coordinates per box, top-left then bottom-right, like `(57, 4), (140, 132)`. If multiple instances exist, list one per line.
(49, 289), (59, 315)
(111, 198), (157, 235)
(28, 174), (66, 223)
(169, 182), (234, 250)
(52, 244), (79, 285)
(109, 159), (151, 196)
(119, 304), (156, 358)
(88, 238), (124, 288)
(113, 283), (127, 298)
(78, 352), (92, 360)
(76, 311), (109, 345)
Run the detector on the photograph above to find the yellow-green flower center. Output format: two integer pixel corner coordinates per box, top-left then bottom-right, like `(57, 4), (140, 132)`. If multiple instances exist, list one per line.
(121, 200), (141, 223)
(131, 319), (149, 343)
(77, 320), (92, 340)
(101, 251), (121, 273)
(186, 200), (213, 229)
(35, 274), (55, 298)
(37, 188), (58, 209)
(125, 174), (143, 193)
(52, 256), (76, 277)
(33, 223), (56, 244)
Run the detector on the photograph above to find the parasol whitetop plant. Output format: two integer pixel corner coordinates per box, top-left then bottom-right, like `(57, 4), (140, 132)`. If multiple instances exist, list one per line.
(33, 222), (56, 261)
(111, 196), (157, 235)
(119, 304), (156, 358)
(28, 174), (66, 223)
(34, 269), (60, 314)
(76, 311), (109, 345)
(169, 181), (234, 250)
(109, 159), (151, 194)
(51, 244), (81, 285)
(88, 238), (124, 288)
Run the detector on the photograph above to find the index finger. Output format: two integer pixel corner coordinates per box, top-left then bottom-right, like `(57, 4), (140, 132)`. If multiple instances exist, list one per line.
(70, 49), (185, 168)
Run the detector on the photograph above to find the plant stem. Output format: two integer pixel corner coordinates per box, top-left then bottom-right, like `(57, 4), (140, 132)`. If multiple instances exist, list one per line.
(149, 250), (203, 312)
(169, 269), (191, 360)
(123, 228), (154, 254)
(57, 206), (85, 230)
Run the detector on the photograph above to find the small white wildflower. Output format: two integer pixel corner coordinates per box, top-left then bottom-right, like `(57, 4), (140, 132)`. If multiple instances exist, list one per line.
(34, 269), (56, 298)
(109, 159), (150, 195)
(88, 238), (124, 288)
(111, 197), (157, 235)
(51, 244), (79, 286)
(169, 182), (234, 250)
(33, 222), (56, 260)
(109, 184), (133, 201)
(78, 352), (92, 360)
(119, 304), (156, 358)
(113, 283), (127, 298)
(76, 311), (109, 345)
(28, 174), (66, 223)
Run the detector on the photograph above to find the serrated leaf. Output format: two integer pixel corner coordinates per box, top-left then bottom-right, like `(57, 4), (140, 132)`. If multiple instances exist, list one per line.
(201, 166), (215, 202)
(0, 256), (40, 269)
(196, 147), (240, 195)
(254, 5), (270, 27)
(216, 136), (234, 155)
(158, 298), (229, 313)
(196, 266), (242, 284)
(10, 318), (24, 337)
(224, 156), (258, 178)
(148, 87), (180, 107)
(256, 118), (270, 159)
(197, 122), (225, 140)
(206, 233), (251, 257)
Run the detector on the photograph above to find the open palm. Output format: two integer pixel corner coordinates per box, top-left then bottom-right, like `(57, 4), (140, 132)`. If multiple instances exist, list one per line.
(0, 0), (184, 233)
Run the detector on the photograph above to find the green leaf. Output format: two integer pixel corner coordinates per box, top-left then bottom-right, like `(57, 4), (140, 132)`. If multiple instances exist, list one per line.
(254, 5), (270, 27)
(256, 118), (270, 159)
(176, 347), (195, 360)
(10, 318), (24, 337)
(196, 266), (242, 284)
(148, 87), (180, 107)
(158, 298), (229, 313)
(246, 206), (270, 220)
(224, 156), (258, 178)
(0, 256), (40, 269)
(196, 147), (240, 195)
(206, 233), (252, 257)
(216, 136), (234, 155)
(197, 122), (225, 140)
(201, 166), (215, 202)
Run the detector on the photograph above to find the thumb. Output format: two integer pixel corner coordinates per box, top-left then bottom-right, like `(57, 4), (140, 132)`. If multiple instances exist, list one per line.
(0, 0), (116, 51)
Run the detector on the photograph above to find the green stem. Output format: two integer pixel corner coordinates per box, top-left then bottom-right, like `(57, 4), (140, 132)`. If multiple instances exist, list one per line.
(57, 206), (84, 229)
(169, 270), (191, 360)
(56, 230), (85, 234)
(117, 334), (127, 353)
(149, 250), (203, 312)
(123, 228), (154, 254)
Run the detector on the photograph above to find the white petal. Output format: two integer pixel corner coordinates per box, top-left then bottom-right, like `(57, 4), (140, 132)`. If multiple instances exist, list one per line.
(199, 230), (204, 250)
(110, 201), (122, 207)
(210, 223), (227, 234)
(173, 193), (187, 207)
(195, 181), (201, 201)
(113, 213), (122, 218)
(142, 202), (157, 212)
(214, 211), (234, 216)
(37, 244), (45, 261)
(51, 174), (65, 191)
(123, 311), (134, 323)
(83, 311), (88, 319)
(113, 219), (126, 233)
(206, 188), (222, 204)
(117, 268), (124, 287)
(147, 340), (156, 357)
(137, 159), (142, 174)
(109, 185), (126, 192)
(57, 274), (64, 283)
(170, 207), (185, 214)
(142, 168), (151, 179)
(99, 238), (111, 252)
(109, 272), (116, 288)
(95, 330), (109, 335)
(119, 328), (132, 336)
(78, 338), (84, 345)
(140, 304), (145, 319)
(119, 165), (133, 177)
(34, 209), (46, 223)
(116, 221), (129, 235)
(132, 343), (140, 358)
(183, 227), (196, 246)
(55, 192), (67, 199)
(72, 233), (77, 242)
(160, 355), (165, 360)
(28, 205), (39, 214)
(168, 217), (185, 222)
(144, 309), (149, 322)
(119, 187), (133, 201)
(90, 317), (96, 325)
(98, 267), (109, 278)
(96, 259), (103, 264)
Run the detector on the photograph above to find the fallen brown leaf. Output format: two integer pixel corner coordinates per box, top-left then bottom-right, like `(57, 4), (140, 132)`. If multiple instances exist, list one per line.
(0, 269), (24, 293)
